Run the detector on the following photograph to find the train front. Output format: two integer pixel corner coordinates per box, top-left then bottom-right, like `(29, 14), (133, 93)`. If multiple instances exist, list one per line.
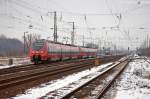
(29, 39), (48, 64)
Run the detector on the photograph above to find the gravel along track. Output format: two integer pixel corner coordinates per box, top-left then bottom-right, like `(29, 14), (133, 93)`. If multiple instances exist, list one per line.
(102, 57), (150, 99)
(0, 59), (94, 90)
(0, 59), (96, 98)
(0, 58), (94, 75)
(0, 55), (123, 75)
(0, 56), (122, 89)
(0, 56), (124, 98)
(38, 57), (129, 99)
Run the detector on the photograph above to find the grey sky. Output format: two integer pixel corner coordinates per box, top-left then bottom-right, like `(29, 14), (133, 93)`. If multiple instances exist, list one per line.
(0, 0), (150, 50)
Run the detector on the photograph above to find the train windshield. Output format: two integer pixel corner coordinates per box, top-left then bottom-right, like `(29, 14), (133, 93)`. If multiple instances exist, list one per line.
(32, 40), (45, 51)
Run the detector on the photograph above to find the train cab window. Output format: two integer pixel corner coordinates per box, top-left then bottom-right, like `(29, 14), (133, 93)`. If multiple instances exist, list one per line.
(32, 40), (45, 51)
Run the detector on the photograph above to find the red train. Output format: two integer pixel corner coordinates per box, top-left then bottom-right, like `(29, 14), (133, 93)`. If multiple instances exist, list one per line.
(29, 39), (97, 64)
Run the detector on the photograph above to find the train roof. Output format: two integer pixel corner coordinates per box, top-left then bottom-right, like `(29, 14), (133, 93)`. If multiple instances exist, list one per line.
(36, 39), (97, 49)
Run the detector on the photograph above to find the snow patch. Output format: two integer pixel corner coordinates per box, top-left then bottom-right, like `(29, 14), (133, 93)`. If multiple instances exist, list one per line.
(14, 62), (113, 99)
(109, 58), (150, 99)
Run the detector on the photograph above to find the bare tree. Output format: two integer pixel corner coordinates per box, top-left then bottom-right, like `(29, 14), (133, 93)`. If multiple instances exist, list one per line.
(24, 33), (41, 52)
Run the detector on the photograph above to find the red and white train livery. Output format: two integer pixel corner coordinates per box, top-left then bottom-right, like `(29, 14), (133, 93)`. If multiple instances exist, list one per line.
(29, 39), (97, 64)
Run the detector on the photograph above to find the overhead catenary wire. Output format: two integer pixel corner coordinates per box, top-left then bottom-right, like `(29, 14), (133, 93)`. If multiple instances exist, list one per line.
(104, 0), (118, 25)
(1, 0), (149, 49)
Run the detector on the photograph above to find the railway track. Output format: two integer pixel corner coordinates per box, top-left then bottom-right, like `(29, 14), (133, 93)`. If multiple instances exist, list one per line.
(95, 60), (129, 99)
(0, 55), (123, 75)
(0, 56), (124, 98)
(42, 57), (129, 99)
(0, 59), (95, 90)
(143, 56), (150, 64)
(0, 58), (95, 75)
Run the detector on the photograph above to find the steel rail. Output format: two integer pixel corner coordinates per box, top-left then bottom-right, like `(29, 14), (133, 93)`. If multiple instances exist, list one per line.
(0, 60), (93, 89)
(95, 60), (130, 99)
(0, 60), (94, 82)
(61, 58), (128, 99)
(0, 58), (95, 75)
(143, 57), (150, 64)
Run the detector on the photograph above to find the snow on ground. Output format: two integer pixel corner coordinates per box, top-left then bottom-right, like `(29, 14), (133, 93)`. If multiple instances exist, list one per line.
(0, 62), (31, 69)
(0, 64), (18, 69)
(13, 57), (31, 65)
(105, 58), (150, 99)
(13, 62), (116, 99)
(0, 58), (31, 69)
(43, 62), (122, 99)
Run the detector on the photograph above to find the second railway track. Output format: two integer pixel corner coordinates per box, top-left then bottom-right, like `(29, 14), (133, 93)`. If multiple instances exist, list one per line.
(0, 58), (95, 75)
(0, 59), (95, 90)
(40, 57), (130, 99)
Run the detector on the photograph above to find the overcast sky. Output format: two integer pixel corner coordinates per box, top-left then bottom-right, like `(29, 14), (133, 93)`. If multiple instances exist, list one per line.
(0, 0), (150, 50)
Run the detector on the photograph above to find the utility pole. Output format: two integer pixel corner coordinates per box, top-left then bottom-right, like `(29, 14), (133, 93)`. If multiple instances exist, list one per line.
(24, 31), (28, 55)
(147, 34), (149, 48)
(68, 22), (75, 45)
(98, 39), (101, 50)
(149, 37), (150, 48)
(24, 32), (25, 54)
(54, 11), (57, 42)
(82, 34), (85, 47)
(71, 22), (75, 45)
